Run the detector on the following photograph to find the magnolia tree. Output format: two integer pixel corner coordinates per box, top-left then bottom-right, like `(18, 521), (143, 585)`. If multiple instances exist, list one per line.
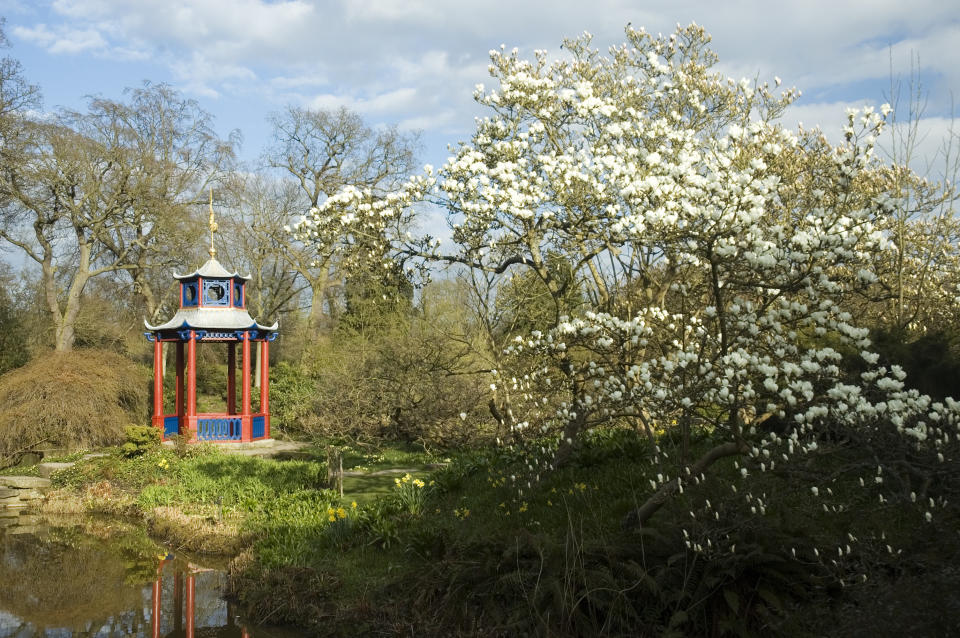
(296, 25), (960, 530)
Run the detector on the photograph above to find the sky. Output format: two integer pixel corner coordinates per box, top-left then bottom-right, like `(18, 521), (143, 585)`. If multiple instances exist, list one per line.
(1, 0), (959, 182)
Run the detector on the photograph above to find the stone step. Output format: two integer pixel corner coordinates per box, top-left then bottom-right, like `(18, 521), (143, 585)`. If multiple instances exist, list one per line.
(36, 462), (75, 478)
(0, 476), (52, 489)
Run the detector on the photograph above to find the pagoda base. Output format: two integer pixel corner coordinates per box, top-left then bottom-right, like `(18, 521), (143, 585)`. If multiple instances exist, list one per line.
(152, 413), (270, 443)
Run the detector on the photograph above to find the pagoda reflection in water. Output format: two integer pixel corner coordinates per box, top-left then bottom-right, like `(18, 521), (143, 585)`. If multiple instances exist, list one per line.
(151, 553), (251, 638)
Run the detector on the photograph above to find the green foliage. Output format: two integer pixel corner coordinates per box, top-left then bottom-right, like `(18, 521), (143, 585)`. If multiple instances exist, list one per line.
(281, 314), (487, 445)
(869, 328), (960, 400)
(268, 361), (317, 435)
(119, 425), (160, 457)
(339, 261), (414, 334)
(0, 349), (148, 456)
(0, 267), (31, 375)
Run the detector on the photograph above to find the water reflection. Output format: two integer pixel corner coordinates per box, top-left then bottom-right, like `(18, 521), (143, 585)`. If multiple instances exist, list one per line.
(0, 513), (302, 637)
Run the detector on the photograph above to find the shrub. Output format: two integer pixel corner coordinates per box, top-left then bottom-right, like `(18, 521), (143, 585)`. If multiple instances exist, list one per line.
(268, 361), (317, 436)
(120, 425), (160, 457)
(0, 348), (148, 455)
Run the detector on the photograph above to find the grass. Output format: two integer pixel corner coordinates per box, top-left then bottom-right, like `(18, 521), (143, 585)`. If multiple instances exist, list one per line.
(340, 474), (400, 504)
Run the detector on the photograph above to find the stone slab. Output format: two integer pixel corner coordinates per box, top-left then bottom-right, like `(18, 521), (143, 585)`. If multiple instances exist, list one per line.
(0, 476), (52, 489)
(0, 487), (17, 499)
(36, 462), (75, 478)
(16, 489), (44, 501)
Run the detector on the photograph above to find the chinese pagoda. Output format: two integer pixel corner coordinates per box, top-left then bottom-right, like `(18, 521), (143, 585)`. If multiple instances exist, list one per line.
(145, 195), (278, 443)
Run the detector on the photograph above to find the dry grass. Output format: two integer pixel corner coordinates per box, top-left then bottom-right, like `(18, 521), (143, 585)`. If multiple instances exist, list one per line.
(146, 505), (253, 555)
(0, 348), (148, 456)
(40, 481), (141, 517)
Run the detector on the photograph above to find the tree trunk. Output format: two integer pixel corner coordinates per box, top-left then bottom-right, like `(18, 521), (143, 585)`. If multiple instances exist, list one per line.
(308, 269), (330, 329)
(623, 440), (748, 529)
(53, 244), (92, 352)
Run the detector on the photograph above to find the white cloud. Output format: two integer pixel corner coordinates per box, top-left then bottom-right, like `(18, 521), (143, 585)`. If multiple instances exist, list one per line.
(5, 0), (958, 171)
(13, 22), (106, 54)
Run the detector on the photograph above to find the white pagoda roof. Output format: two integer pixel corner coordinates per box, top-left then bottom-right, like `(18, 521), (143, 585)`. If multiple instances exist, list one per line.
(144, 307), (278, 333)
(173, 257), (251, 281)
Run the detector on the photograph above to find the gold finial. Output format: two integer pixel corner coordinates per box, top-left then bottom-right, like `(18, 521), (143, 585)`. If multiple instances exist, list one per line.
(208, 188), (218, 258)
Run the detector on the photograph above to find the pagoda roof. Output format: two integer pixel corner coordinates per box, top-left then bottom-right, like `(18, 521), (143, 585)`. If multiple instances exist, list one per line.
(173, 257), (251, 281)
(144, 307), (278, 333)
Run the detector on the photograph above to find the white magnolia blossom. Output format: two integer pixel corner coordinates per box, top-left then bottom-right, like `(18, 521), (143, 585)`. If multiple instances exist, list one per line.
(294, 24), (959, 530)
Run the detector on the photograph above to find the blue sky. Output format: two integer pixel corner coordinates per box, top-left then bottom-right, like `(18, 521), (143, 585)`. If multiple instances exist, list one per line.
(2, 0), (958, 178)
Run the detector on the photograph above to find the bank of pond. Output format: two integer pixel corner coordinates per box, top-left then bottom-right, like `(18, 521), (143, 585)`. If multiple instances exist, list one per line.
(0, 433), (957, 636)
(0, 512), (304, 637)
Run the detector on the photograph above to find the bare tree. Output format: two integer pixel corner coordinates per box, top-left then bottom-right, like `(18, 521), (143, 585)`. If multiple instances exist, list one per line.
(0, 83), (234, 351)
(264, 105), (419, 327)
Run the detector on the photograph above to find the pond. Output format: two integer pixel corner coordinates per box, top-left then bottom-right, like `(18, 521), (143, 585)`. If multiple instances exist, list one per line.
(0, 509), (305, 637)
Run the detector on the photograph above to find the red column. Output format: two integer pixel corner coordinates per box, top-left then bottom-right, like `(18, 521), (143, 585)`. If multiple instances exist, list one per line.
(176, 343), (184, 435)
(227, 341), (236, 415)
(260, 338), (270, 438)
(151, 572), (161, 638)
(174, 571), (183, 633)
(186, 574), (195, 638)
(187, 331), (197, 441)
(241, 332), (251, 441)
(152, 338), (163, 431)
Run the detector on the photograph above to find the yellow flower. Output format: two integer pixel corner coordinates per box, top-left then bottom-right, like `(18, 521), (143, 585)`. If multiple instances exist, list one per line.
(413, 479), (425, 488)
(328, 514), (336, 522)
(401, 473), (411, 483)
(351, 501), (358, 509)
(394, 478), (401, 485)
(429, 480), (435, 486)
(327, 507), (335, 516)
(519, 502), (528, 513)
(576, 482), (587, 491)
(336, 507), (347, 519)
(547, 499), (553, 507)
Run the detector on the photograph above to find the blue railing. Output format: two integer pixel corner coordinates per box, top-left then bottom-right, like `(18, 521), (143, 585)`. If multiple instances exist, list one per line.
(252, 415), (265, 439)
(163, 416), (179, 438)
(197, 417), (242, 441)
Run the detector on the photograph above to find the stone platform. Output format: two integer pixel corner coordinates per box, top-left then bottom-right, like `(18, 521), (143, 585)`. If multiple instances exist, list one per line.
(0, 475), (52, 509)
